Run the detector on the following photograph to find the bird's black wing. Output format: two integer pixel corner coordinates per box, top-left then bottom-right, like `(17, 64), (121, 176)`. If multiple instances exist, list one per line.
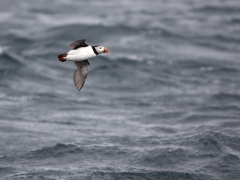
(69, 39), (89, 49)
(73, 60), (90, 91)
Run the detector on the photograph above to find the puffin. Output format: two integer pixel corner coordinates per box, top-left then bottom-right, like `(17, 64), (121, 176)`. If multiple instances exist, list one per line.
(58, 39), (109, 91)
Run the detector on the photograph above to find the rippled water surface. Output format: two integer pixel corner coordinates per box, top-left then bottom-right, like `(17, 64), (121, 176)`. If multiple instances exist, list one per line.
(1, 0), (240, 179)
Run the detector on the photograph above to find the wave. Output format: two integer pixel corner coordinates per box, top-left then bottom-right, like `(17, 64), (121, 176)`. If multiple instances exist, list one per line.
(196, 105), (240, 113)
(0, 51), (23, 67)
(0, 126), (239, 179)
(182, 114), (238, 123)
(47, 23), (138, 43)
(2, 169), (216, 180)
(23, 143), (127, 160)
(231, 18), (240, 24)
(24, 143), (82, 159)
(210, 93), (240, 102)
(194, 5), (240, 14)
(90, 171), (215, 180)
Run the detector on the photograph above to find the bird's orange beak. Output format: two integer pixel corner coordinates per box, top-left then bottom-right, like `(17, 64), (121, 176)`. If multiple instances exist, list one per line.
(102, 47), (109, 53)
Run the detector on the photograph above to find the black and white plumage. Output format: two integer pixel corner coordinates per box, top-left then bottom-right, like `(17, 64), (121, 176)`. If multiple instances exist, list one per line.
(58, 39), (109, 91)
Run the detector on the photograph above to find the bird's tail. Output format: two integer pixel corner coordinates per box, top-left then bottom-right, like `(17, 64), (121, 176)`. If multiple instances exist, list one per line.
(58, 54), (67, 62)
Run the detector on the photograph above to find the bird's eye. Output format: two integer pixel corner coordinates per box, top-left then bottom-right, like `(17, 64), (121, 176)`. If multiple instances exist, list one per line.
(100, 47), (102, 49)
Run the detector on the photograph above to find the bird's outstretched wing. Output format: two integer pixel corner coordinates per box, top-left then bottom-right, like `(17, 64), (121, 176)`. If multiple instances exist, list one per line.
(69, 39), (88, 49)
(73, 60), (90, 91)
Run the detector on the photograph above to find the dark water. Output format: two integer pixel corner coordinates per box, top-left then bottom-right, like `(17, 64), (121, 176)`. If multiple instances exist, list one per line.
(1, 0), (240, 179)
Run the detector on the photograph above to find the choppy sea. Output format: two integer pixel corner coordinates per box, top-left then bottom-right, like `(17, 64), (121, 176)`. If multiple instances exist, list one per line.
(1, 0), (240, 179)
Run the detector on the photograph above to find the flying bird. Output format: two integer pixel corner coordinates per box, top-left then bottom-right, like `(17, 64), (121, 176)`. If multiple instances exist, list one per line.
(58, 39), (109, 91)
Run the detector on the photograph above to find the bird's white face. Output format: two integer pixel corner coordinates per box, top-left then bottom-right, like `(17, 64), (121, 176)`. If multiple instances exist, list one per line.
(95, 46), (109, 54)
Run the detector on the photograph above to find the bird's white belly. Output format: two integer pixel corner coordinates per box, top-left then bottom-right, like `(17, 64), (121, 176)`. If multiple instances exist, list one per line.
(66, 46), (96, 61)
(66, 54), (95, 61)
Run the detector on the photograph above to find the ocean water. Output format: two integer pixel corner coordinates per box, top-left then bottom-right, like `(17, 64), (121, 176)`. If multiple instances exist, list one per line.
(0, 0), (240, 179)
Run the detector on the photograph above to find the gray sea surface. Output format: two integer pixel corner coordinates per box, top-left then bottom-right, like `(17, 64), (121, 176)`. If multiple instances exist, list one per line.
(1, 0), (240, 179)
